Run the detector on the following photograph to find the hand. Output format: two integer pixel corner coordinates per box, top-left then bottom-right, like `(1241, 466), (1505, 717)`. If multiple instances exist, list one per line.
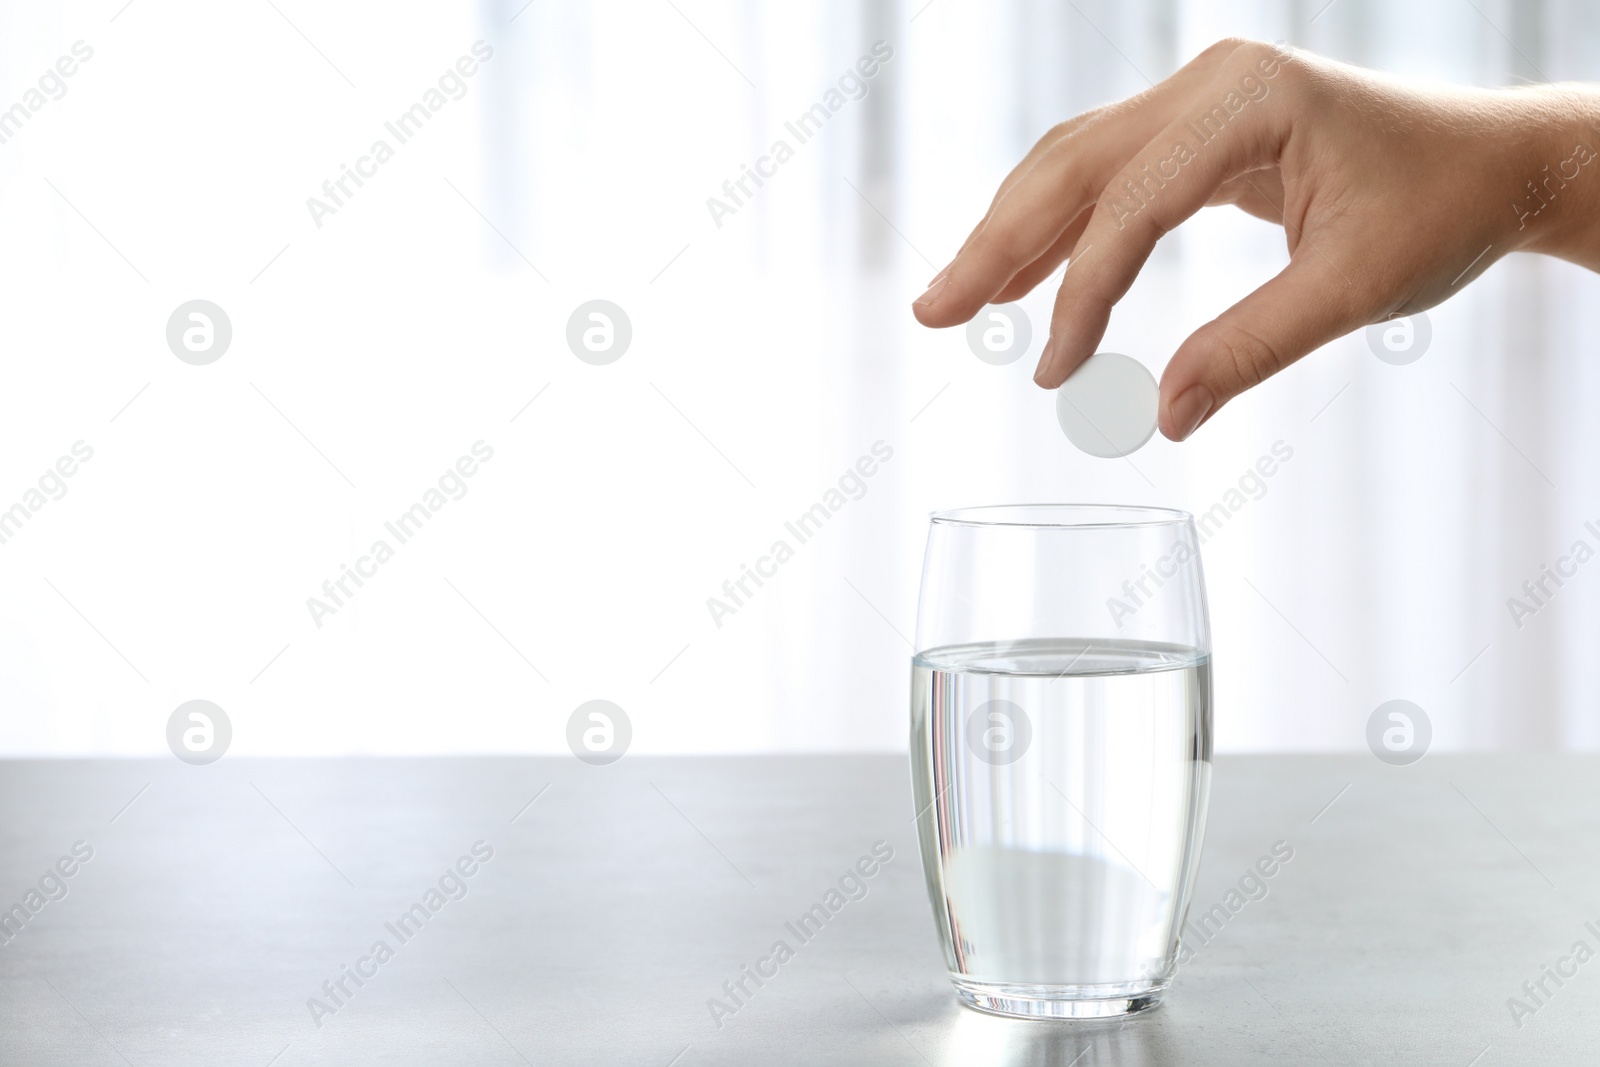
(911, 38), (1600, 440)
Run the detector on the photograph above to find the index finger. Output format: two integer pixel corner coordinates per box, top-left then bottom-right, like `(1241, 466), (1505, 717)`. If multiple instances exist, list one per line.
(1032, 43), (1296, 387)
(912, 38), (1257, 328)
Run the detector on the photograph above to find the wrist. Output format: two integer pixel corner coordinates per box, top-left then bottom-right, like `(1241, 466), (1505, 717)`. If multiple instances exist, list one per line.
(1502, 86), (1600, 267)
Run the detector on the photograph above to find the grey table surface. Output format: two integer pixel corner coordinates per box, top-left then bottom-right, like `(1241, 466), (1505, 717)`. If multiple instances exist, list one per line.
(0, 754), (1595, 1066)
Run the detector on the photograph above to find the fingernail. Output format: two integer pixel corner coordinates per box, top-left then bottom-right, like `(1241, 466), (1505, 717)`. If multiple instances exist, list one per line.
(926, 264), (951, 287)
(914, 273), (951, 307)
(1033, 337), (1055, 385)
(1169, 385), (1214, 441)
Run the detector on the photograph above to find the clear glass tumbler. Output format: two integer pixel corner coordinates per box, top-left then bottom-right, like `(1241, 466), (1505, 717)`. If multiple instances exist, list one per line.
(909, 504), (1212, 1020)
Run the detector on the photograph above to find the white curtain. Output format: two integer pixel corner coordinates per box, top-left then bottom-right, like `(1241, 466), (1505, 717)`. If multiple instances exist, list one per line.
(0, 0), (1594, 754)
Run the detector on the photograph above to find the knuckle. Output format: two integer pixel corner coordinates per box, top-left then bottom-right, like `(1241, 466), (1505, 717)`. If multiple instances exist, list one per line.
(1196, 319), (1282, 393)
(1064, 291), (1113, 327)
(1045, 154), (1098, 206)
(1046, 107), (1112, 155)
(1215, 40), (1305, 112)
(1042, 103), (1114, 150)
(966, 220), (1030, 278)
(1045, 112), (1089, 141)
(1265, 48), (1308, 92)
(1041, 121), (1074, 146)
(1202, 37), (1256, 63)
(1219, 39), (1271, 75)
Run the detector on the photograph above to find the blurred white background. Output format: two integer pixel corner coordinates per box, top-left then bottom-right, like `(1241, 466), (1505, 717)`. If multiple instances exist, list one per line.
(1, 0), (1597, 757)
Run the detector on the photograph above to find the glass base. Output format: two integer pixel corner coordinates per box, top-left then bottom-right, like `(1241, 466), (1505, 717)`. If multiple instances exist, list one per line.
(952, 977), (1166, 1020)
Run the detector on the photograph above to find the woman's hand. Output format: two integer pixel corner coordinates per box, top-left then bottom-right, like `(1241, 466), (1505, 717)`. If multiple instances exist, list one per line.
(911, 38), (1600, 440)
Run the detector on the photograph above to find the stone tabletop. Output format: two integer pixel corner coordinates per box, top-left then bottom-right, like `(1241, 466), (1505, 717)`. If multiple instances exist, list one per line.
(0, 753), (1594, 1065)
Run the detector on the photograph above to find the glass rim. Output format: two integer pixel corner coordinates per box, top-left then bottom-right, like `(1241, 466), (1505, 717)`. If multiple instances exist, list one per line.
(928, 503), (1194, 529)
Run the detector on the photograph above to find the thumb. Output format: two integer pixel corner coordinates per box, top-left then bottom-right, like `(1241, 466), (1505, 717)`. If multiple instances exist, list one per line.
(1159, 257), (1367, 440)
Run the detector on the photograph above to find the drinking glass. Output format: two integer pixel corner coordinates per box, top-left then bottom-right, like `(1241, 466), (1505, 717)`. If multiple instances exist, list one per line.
(909, 504), (1212, 1020)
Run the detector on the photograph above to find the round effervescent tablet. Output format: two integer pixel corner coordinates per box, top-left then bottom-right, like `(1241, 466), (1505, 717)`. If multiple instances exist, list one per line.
(1055, 352), (1159, 458)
